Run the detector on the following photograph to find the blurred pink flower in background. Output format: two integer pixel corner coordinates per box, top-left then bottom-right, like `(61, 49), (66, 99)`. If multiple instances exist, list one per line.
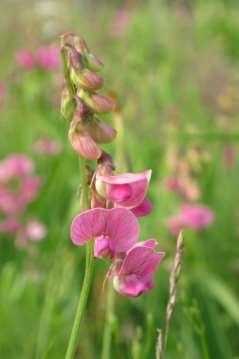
(112, 8), (130, 36)
(16, 45), (60, 71)
(33, 137), (61, 156)
(167, 204), (214, 235)
(223, 145), (237, 168)
(16, 50), (36, 70)
(36, 45), (60, 70)
(180, 204), (214, 230)
(0, 153), (45, 247)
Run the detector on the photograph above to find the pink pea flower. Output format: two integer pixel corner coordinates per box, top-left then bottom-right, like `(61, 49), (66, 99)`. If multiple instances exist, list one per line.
(33, 137), (61, 156)
(179, 204), (214, 230)
(71, 207), (139, 259)
(0, 154), (34, 183)
(112, 240), (165, 297)
(16, 50), (36, 70)
(166, 215), (183, 236)
(95, 170), (152, 211)
(36, 45), (60, 70)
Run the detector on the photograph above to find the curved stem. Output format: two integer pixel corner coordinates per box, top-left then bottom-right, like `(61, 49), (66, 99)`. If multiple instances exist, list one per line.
(101, 282), (115, 359)
(65, 240), (94, 359)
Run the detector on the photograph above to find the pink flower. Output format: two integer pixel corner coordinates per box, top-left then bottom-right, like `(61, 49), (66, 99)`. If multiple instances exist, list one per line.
(25, 219), (47, 241)
(36, 45), (60, 70)
(33, 137), (61, 155)
(95, 170), (152, 211)
(0, 154), (34, 183)
(0, 217), (21, 234)
(71, 207), (139, 259)
(179, 204), (214, 230)
(112, 240), (165, 297)
(16, 50), (36, 70)
(166, 215), (183, 236)
(164, 177), (182, 193)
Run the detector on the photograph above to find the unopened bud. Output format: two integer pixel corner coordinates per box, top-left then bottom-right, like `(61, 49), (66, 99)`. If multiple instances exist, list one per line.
(71, 68), (103, 91)
(79, 92), (116, 113)
(88, 118), (117, 143)
(84, 53), (104, 72)
(68, 47), (83, 70)
(60, 87), (76, 120)
(69, 125), (102, 160)
(74, 37), (89, 54)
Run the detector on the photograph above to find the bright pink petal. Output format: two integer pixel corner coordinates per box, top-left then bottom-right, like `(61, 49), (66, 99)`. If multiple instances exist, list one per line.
(105, 208), (139, 253)
(71, 208), (108, 245)
(131, 197), (152, 217)
(108, 184), (132, 202)
(119, 244), (165, 278)
(94, 235), (114, 258)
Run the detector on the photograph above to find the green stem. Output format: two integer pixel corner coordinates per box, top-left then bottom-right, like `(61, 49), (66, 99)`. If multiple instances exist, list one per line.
(65, 240), (94, 359)
(101, 282), (115, 359)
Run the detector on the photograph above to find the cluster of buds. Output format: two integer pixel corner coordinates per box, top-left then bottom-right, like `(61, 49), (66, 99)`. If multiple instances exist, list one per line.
(60, 33), (165, 297)
(60, 33), (116, 160)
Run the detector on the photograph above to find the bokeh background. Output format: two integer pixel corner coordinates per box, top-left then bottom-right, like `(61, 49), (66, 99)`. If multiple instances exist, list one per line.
(1, 0), (239, 358)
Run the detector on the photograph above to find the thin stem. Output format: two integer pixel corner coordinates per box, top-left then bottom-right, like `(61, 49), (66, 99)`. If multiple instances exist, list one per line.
(101, 282), (115, 359)
(65, 240), (94, 359)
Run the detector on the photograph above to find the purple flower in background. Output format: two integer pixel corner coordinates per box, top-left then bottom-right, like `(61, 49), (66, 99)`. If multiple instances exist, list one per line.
(112, 240), (165, 297)
(71, 207), (139, 259)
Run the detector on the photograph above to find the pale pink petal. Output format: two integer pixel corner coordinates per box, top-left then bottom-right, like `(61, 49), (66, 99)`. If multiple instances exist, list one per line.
(131, 197), (152, 217)
(25, 219), (47, 241)
(71, 208), (108, 245)
(113, 274), (152, 297)
(94, 235), (114, 258)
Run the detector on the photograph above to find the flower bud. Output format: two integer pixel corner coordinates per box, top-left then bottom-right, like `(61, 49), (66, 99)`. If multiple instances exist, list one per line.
(68, 47), (83, 70)
(84, 53), (104, 72)
(60, 87), (76, 120)
(71, 68), (103, 91)
(74, 37), (89, 54)
(88, 118), (117, 143)
(69, 124), (102, 160)
(79, 92), (116, 113)
(95, 178), (107, 198)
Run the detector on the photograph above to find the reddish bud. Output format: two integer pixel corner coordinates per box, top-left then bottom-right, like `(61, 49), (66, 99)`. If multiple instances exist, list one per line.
(74, 37), (89, 54)
(69, 122), (102, 160)
(88, 118), (117, 143)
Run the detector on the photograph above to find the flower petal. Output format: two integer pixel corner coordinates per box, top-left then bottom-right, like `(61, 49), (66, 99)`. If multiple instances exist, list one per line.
(131, 197), (152, 217)
(119, 243), (165, 277)
(105, 207), (139, 253)
(71, 208), (108, 245)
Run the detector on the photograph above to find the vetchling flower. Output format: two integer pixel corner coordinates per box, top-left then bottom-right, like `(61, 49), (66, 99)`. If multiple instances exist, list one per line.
(95, 170), (152, 215)
(71, 207), (139, 259)
(111, 240), (165, 297)
(33, 137), (61, 156)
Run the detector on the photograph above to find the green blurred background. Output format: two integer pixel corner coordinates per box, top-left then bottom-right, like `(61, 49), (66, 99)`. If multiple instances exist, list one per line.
(0, 0), (239, 358)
